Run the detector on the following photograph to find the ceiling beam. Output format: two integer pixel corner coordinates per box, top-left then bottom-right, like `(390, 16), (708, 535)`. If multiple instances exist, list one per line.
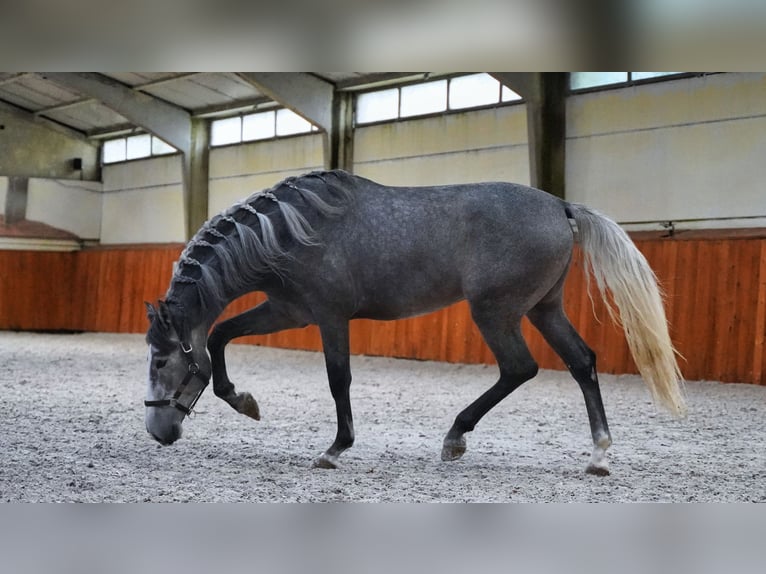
(39, 72), (212, 239)
(237, 72), (353, 171)
(237, 73), (334, 131)
(40, 73), (192, 155)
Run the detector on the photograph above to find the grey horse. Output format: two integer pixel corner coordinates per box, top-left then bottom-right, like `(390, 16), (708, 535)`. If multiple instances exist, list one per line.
(144, 170), (684, 475)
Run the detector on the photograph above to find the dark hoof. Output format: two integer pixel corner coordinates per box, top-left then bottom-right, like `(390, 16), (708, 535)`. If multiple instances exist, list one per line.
(235, 392), (260, 420)
(441, 437), (467, 461)
(312, 454), (339, 469)
(585, 463), (611, 476)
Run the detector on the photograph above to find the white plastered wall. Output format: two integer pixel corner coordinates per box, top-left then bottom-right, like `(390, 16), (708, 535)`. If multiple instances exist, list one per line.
(208, 134), (324, 217)
(354, 105), (530, 186)
(101, 154), (185, 244)
(566, 72), (766, 229)
(26, 178), (102, 239)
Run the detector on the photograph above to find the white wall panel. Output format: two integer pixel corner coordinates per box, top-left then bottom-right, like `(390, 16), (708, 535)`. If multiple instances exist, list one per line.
(101, 155), (184, 244)
(209, 135), (324, 216)
(567, 73), (766, 228)
(26, 179), (102, 239)
(354, 105), (529, 186)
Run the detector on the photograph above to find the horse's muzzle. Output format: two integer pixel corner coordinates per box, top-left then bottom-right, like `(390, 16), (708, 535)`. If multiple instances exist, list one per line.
(146, 415), (183, 446)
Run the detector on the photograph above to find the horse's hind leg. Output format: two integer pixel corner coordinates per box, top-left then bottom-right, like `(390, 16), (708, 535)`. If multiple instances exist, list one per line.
(527, 300), (612, 475)
(442, 301), (539, 462)
(207, 300), (305, 420)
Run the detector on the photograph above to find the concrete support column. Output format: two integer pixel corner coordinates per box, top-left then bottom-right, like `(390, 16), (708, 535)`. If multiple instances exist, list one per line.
(5, 176), (28, 224)
(183, 118), (210, 237)
(328, 91), (354, 172)
(491, 73), (567, 198)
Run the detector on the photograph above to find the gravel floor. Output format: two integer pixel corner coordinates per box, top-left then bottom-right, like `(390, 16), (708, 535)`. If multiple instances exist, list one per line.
(1, 331), (764, 502)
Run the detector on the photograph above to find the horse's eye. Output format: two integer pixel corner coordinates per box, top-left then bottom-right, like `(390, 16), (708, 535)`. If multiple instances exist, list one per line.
(155, 359), (167, 370)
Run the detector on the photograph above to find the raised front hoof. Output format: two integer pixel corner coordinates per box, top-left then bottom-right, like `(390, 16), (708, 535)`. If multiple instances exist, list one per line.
(585, 462), (611, 476)
(312, 454), (340, 469)
(441, 437), (467, 462)
(233, 392), (260, 420)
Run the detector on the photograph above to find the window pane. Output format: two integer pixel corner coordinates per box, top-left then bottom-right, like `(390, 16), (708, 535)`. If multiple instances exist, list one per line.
(211, 116), (242, 146)
(449, 74), (500, 109)
(126, 134), (151, 160)
(276, 109), (312, 136)
(501, 85), (523, 102)
(570, 72), (628, 90)
(632, 72), (683, 81)
(151, 137), (176, 155)
(102, 138), (126, 163)
(243, 111), (276, 141)
(356, 88), (399, 123)
(400, 79), (448, 117)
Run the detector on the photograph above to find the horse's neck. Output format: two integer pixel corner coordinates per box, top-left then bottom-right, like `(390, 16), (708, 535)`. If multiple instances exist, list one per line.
(167, 270), (272, 332)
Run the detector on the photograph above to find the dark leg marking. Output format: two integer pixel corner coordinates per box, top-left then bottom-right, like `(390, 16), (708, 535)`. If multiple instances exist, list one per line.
(527, 301), (612, 475)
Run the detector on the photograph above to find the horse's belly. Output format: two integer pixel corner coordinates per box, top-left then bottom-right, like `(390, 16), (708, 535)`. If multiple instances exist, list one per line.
(353, 281), (464, 321)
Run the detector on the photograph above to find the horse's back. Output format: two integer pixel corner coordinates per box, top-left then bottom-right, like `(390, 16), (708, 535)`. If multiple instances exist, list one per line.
(292, 174), (575, 320)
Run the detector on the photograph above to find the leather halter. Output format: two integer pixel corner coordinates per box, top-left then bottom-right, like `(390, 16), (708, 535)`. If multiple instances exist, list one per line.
(144, 342), (208, 417)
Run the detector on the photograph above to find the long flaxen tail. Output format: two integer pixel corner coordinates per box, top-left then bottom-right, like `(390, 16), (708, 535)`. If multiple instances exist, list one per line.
(567, 203), (686, 417)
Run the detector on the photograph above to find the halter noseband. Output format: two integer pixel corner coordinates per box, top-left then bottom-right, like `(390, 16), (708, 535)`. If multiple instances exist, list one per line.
(144, 342), (208, 416)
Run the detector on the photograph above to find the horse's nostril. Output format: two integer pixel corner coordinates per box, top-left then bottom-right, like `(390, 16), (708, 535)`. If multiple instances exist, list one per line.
(149, 429), (178, 446)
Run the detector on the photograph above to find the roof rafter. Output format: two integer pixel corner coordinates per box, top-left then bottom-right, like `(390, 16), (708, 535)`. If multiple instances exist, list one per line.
(40, 72), (192, 155)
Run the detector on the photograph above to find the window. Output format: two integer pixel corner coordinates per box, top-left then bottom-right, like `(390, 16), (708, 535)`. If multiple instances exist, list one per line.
(126, 134), (151, 160)
(210, 116), (241, 146)
(356, 88), (399, 123)
(210, 108), (317, 147)
(243, 111), (275, 141)
(400, 79), (448, 117)
(102, 138), (127, 163)
(355, 73), (522, 126)
(450, 74), (504, 109)
(102, 134), (177, 164)
(570, 72), (689, 91)
(276, 108), (313, 136)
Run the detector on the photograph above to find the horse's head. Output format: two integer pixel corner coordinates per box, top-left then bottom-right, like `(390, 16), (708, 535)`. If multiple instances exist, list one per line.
(144, 300), (210, 445)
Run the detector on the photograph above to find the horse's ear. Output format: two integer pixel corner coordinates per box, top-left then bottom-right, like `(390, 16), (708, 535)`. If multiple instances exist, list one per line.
(145, 301), (157, 322)
(157, 300), (174, 331)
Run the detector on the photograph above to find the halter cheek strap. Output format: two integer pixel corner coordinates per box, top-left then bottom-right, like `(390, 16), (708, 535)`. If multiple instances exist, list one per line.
(144, 343), (208, 416)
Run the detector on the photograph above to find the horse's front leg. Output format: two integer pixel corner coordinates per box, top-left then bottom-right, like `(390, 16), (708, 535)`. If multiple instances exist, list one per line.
(313, 320), (354, 469)
(207, 300), (304, 420)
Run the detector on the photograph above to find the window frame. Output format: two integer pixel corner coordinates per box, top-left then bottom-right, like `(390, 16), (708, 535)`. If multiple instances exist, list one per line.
(354, 73), (524, 127)
(101, 133), (179, 166)
(568, 72), (710, 94)
(209, 107), (319, 149)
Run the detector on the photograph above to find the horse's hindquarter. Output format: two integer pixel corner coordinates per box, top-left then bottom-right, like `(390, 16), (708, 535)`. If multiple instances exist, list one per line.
(295, 180), (573, 322)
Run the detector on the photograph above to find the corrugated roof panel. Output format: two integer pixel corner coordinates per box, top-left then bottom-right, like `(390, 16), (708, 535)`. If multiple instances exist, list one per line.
(0, 74), (81, 111)
(191, 73), (262, 102)
(140, 73), (263, 110)
(104, 72), (192, 87)
(41, 102), (130, 133)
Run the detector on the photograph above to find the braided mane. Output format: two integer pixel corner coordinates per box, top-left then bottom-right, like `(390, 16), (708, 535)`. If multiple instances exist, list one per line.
(166, 170), (352, 315)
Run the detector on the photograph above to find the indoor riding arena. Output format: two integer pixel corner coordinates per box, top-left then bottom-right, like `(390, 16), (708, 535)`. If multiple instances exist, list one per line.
(1, 73), (765, 502)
